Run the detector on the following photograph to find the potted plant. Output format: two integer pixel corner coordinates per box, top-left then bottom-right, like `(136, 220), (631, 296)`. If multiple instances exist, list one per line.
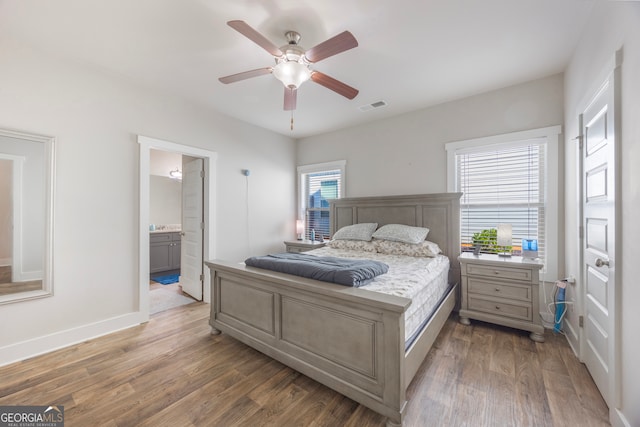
(472, 228), (512, 254)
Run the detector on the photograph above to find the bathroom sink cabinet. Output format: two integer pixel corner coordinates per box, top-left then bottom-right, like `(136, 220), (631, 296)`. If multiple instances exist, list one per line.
(150, 232), (181, 273)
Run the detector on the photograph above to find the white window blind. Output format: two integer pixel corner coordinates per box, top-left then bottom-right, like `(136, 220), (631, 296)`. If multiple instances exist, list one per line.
(456, 140), (546, 261)
(298, 161), (345, 241)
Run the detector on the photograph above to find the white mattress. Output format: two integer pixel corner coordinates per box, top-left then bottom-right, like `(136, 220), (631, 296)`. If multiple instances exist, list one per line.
(306, 247), (451, 345)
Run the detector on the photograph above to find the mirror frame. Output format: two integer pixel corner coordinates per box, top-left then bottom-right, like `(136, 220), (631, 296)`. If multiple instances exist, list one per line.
(0, 128), (55, 305)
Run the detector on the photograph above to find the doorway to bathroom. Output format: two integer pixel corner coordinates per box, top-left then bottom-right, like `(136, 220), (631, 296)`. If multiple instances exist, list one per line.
(138, 136), (217, 319)
(148, 149), (193, 314)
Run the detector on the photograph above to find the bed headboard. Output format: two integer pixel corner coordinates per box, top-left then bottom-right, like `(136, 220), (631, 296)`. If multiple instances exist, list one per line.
(330, 193), (463, 284)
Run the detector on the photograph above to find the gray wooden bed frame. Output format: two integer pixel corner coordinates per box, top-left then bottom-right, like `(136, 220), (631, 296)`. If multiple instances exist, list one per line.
(205, 193), (462, 426)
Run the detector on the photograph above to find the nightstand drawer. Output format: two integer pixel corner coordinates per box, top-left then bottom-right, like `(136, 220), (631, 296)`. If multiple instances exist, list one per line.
(287, 246), (303, 253)
(465, 264), (532, 281)
(468, 296), (532, 321)
(468, 278), (532, 302)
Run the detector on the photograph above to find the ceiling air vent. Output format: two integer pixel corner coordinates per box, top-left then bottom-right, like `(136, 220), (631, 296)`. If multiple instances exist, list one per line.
(358, 100), (387, 112)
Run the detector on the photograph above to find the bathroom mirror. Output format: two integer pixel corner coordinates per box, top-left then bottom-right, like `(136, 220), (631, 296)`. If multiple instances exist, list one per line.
(0, 128), (54, 304)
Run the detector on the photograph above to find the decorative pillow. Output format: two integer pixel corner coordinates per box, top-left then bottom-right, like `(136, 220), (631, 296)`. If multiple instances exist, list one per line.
(372, 224), (430, 244)
(326, 239), (377, 252)
(374, 240), (442, 258)
(332, 223), (378, 241)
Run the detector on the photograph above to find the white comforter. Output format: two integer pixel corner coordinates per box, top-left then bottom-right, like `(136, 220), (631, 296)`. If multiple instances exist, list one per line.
(306, 247), (450, 343)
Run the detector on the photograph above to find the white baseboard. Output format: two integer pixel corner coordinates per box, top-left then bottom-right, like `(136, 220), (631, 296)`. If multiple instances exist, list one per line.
(0, 312), (145, 367)
(612, 408), (631, 427)
(0, 258), (11, 267)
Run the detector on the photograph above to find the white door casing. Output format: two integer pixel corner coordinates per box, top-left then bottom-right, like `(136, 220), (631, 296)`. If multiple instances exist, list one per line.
(579, 62), (620, 410)
(138, 135), (217, 321)
(180, 158), (204, 300)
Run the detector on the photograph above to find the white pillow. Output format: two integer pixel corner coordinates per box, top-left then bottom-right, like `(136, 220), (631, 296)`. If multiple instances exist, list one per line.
(372, 224), (430, 244)
(332, 223), (378, 241)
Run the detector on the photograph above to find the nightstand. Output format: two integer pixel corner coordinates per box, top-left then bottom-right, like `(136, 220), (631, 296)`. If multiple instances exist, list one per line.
(458, 252), (545, 342)
(284, 240), (326, 253)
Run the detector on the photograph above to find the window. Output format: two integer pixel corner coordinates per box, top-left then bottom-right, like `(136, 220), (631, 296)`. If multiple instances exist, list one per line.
(297, 161), (345, 240)
(446, 126), (561, 278)
(456, 141), (546, 256)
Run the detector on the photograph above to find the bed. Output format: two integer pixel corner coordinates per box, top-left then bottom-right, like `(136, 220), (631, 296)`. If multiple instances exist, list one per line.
(205, 193), (462, 426)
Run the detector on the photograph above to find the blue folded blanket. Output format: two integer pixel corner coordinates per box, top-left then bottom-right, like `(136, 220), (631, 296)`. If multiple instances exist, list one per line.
(244, 253), (389, 287)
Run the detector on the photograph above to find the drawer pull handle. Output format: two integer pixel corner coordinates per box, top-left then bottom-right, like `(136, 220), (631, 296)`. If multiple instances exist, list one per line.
(495, 306), (501, 310)
(495, 288), (500, 292)
(494, 271), (500, 275)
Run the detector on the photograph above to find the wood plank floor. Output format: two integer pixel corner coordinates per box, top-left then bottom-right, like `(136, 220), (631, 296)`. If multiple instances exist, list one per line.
(0, 303), (609, 426)
(0, 265), (42, 296)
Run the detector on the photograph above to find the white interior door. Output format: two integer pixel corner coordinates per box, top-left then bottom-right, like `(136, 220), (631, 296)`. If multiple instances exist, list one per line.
(580, 75), (618, 408)
(180, 158), (204, 300)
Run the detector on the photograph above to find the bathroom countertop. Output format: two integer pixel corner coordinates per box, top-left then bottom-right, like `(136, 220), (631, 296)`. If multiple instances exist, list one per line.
(150, 225), (182, 233)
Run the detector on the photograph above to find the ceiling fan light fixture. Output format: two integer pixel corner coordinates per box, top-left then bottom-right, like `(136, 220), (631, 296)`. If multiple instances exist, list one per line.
(220, 20), (360, 116)
(272, 60), (311, 89)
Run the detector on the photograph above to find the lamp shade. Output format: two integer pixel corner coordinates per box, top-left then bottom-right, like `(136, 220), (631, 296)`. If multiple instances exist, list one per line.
(273, 61), (311, 89)
(296, 220), (304, 235)
(496, 223), (512, 247)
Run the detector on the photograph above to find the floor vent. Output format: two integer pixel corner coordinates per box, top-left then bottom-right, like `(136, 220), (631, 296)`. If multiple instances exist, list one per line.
(358, 100), (388, 112)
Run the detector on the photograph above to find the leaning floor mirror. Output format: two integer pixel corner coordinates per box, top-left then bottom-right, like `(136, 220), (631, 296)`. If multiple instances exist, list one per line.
(0, 128), (54, 304)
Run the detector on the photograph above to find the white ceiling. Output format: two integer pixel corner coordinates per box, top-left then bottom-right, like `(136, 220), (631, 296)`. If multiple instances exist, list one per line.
(0, 0), (594, 138)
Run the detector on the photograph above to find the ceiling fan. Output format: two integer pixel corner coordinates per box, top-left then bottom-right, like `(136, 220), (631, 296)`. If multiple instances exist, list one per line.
(219, 20), (359, 112)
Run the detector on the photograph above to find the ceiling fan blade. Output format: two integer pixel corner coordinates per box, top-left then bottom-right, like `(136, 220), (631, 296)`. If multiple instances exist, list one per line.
(219, 67), (272, 84)
(284, 87), (297, 111)
(227, 20), (283, 57)
(311, 72), (359, 100)
(304, 31), (358, 63)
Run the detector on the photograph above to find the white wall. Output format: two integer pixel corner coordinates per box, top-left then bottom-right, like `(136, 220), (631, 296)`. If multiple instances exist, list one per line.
(297, 73), (565, 335)
(149, 175), (181, 226)
(150, 149), (182, 178)
(0, 38), (296, 363)
(149, 149), (182, 227)
(297, 74), (564, 198)
(563, 2), (640, 426)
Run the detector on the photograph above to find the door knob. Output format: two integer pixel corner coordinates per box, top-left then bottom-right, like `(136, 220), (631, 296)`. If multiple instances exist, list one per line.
(180, 232), (186, 236)
(595, 258), (610, 267)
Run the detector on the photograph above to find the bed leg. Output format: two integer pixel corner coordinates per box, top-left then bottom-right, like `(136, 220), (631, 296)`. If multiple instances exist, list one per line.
(459, 316), (471, 326)
(210, 326), (221, 335)
(529, 331), (545, 342)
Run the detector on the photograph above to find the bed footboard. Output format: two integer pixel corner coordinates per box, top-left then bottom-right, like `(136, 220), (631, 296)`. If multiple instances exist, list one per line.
(206, 260), (412, 426)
